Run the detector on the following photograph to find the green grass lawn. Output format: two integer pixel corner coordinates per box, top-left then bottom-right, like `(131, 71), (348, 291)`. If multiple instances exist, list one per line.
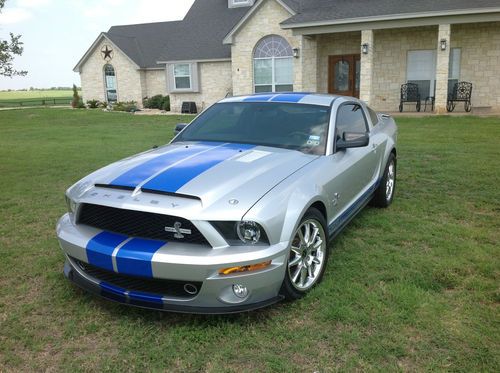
(0, 90), (74, 107)
(0, 108), (498, 372)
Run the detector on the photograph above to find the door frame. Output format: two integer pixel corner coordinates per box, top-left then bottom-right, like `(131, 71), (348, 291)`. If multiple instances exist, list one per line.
(328, 54), (360, 98)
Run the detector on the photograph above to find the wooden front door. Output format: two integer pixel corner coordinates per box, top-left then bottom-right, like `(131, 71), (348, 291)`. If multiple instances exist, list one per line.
(328, 55), (360, 98)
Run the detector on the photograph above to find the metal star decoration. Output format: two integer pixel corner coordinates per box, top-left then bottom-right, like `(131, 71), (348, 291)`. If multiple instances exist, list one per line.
(101, 45), (113, 61)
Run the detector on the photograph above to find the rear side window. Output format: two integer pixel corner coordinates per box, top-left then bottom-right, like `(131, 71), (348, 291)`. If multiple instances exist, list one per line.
(368, 107), (379, 126)
(335, 104), (368, 138)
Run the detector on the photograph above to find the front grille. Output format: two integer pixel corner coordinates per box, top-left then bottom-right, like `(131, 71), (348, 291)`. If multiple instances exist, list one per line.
(73, 258), (202, 299)
(77, 203), (210, 246)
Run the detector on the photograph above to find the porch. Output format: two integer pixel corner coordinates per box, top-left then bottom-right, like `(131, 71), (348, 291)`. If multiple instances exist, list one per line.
(296, 21), (500, 113)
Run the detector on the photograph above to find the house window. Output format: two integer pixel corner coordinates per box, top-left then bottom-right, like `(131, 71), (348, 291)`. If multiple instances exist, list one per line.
(103, 64), (117, 102)
(173, 64), (192, 90)
(448, 48), (461, 93)
(407, 48), (461, 97)
(253, 35), (294, 93)
(228, 0), (254, 8)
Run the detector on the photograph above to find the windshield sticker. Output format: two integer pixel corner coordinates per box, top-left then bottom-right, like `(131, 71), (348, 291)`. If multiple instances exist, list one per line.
(307, 135), (321, 146)
(235, 150), (272, 163)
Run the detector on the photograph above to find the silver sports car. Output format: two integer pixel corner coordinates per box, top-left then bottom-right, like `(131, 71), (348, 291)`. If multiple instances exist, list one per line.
(57, 93), (397, 313)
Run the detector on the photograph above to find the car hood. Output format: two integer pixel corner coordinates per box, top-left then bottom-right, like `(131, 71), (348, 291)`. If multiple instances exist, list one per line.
(74, 141), (318, 218)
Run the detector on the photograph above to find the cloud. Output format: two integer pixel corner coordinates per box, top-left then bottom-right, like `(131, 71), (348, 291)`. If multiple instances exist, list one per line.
(126, 0), (194, 24)
(15, 0), (51, 9)
(0, 7), (32, 24)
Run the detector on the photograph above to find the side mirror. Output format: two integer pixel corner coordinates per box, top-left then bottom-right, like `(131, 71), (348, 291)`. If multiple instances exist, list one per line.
(174, 123), (188, 135)
(336, 132), (369, 151)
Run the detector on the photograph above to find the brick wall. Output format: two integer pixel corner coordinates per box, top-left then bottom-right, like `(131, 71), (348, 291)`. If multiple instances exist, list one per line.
(80, 39), (144, 105)
(231, 0), (301, 95)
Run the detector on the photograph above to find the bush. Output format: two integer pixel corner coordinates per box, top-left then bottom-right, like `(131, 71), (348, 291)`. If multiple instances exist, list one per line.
(143, 95), (170, 111)
(112, 101), (138, 112)
(77, 100), (86, 109)
(87, 99), (100, 109)
(71, 84), (80, 109)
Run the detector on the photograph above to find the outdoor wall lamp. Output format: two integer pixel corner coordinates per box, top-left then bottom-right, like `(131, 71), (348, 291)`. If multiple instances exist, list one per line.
(361, 43), (369, 54)
(293, 48), (300, 58)
(440, 39), (447, 51)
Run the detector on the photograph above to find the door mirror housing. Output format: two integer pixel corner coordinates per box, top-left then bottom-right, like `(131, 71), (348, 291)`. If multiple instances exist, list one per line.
(174, 123), (188, 135)
(336, 132), (369, 151)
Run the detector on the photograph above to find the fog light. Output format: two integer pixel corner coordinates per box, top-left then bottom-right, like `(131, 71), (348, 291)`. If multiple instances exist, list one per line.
(232, 284), (248, 299)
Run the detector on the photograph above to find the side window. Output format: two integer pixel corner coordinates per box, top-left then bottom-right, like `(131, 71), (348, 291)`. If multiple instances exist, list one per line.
(335, 104), (368, 139)
(368, 107), (379, 126)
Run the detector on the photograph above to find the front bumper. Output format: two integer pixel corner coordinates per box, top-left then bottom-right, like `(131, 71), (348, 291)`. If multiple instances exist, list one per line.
(57, 214), (288, 313)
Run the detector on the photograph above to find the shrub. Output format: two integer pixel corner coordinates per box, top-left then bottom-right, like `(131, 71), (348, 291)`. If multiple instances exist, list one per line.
(112, 101), (138, 112)
(71, 84), (80, 109)
(87, 99), (100, 109)
(161, 95), (170, 111)
(143, 95), (170, 111)
(77, 100), (86, 109)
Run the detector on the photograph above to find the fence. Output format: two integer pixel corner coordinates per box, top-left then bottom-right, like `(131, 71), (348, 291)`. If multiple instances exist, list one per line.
(0, 97), (72, 108)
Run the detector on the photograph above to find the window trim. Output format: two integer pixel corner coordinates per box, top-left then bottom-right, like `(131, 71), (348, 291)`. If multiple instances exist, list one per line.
(253, 55), (294, 93)
(103, 63), (118, 103)
(333, 102), (370, 153)
(173, 63), (192, 90)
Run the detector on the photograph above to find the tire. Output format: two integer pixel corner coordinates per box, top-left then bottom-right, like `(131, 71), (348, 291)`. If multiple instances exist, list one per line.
(280, 208), (329, 300)
(371, 153), (397, 208)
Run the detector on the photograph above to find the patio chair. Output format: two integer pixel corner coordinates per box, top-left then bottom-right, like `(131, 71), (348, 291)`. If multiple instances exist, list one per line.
(399, 83), (421, 112)
(447, 81), (473, 112)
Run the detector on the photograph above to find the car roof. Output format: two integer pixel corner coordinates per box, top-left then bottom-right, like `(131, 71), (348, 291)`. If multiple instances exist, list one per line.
(219, 92), (349, 107)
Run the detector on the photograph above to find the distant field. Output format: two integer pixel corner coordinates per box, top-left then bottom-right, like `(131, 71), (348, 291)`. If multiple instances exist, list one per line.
(0, 90), (75, 107)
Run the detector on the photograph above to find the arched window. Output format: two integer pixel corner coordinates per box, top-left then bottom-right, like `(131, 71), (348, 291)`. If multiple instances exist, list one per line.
(103, 64), (117, 102)
(253, 35), (294, 93)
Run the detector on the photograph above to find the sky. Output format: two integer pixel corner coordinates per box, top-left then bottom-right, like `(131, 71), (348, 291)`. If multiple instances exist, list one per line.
(0, 0), (196, 90)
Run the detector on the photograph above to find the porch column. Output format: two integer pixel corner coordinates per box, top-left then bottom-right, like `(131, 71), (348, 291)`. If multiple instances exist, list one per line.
(360, 30), (374, 105)
(299, 35), (318, 92)
(435, 24), (451, 113)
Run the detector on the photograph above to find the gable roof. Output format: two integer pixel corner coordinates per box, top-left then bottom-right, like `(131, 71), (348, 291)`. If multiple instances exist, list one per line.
(75, 0), (500, 71)
(281, 0), (500, 27)
(75, 0), (249, 70)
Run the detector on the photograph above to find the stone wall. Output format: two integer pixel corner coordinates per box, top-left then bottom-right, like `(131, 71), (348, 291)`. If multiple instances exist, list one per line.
(371, 26), (437, 111)
(79, 39), (144, 105)
(451, 22), (500, 111)
(231, 0), (302, 95)
(316, 32), (361, 93)
(144, 69), (167, 98)
(169, 61), (232, 113)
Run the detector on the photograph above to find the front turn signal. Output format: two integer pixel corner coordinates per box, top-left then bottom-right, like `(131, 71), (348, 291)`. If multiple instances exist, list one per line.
(219, 261), (271, 276)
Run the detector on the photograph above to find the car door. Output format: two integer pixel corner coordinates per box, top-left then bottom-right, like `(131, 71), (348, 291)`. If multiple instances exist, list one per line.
(324, 102), (379, 229)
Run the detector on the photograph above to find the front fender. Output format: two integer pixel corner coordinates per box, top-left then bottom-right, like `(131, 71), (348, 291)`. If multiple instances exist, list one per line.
(242, 163), (329, 246)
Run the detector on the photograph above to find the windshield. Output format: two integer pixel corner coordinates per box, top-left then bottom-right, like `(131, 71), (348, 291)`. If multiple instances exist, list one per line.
(174, 102), (331, 155)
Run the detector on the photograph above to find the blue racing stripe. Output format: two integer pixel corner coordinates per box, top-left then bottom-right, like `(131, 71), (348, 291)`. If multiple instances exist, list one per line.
(142, 143), (255, 193)
(128, 290), (164, 304)
(109, 142), (221, 188)
(269, 93), (309, 103)
(115, 238), (166, 278)
(100, 282), (127, 303)
(243, 94), (276, 102)
(86, 231), (128, 271)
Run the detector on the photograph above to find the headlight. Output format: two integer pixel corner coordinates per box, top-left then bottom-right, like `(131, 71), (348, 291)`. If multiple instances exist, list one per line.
(65, 195), (77, 214)
(237, 221), (261, 244)
(211, 221), (269, 246)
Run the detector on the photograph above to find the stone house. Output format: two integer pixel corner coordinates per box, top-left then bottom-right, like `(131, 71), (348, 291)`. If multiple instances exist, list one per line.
(74, 0), (500, 113)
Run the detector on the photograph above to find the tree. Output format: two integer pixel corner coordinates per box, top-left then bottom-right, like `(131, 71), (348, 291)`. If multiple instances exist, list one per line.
(0, 0), (28, 77)
(71, 84), (80, 108)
